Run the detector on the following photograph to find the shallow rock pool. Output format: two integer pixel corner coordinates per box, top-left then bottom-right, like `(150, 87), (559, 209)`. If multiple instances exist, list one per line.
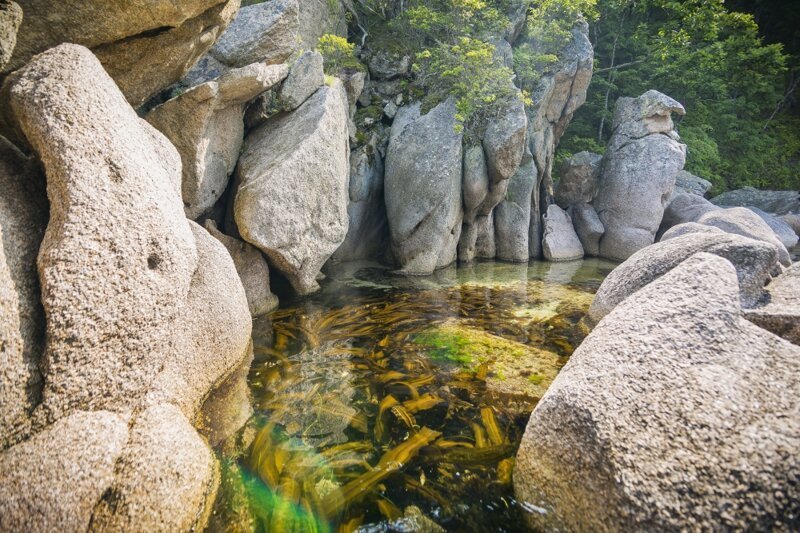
(203, 259), (614, 532)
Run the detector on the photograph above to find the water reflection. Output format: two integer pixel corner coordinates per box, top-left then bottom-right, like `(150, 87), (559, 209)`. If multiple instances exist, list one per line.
(208, 259), (613, 532)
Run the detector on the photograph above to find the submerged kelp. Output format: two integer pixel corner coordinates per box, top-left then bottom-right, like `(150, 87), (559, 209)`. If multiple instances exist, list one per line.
(208, 259), (613, 532)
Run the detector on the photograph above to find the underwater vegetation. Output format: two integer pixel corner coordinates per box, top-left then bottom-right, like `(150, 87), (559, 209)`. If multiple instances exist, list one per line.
(207, 261), (610, 532)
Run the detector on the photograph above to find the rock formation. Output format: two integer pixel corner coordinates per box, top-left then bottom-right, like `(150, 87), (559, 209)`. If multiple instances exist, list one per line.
(523, 22), (594, 258)
(0, 135), (46, 449)
(711, 187), (800, 216)
(0, 0), (21, 70)
(0, 44), (252, 531)
(542, 204), (584, 261)
(331, 142), (388, 262)
(4, 0), (240, 107)
(234, 81), (350, 294)
(589, 229), (779, 321)
(516, 253), (800, 530)
(593, 90), (687, 261)
(384, 100), (463, 274)
(698, 207), (791, 266)
(205, 220), (278, 316)
(744, 262), (800, 345)
(147, 62), (288, 220)
(671, 169), (712, 198)
(554, 151), (601, 208)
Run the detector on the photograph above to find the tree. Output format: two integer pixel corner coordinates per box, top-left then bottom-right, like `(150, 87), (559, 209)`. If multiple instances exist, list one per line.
(558, 0), (799, 192)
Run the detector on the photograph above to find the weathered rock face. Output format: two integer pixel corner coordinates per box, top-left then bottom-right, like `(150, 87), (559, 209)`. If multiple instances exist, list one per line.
(711, 186), (800, 216)
(89, 403), (218, 532)
(94, 1), (240, 108)
(8, 44), (198, 422)
(385, 100), (463, 274)
(698, 207), (791, 266)
(745, 262), (800, 345)
(495, 152), (536, 262)
(569, 202), (603, 256)
(554, 151), (601, 208)
(202, 0), (299, 69)
(782, 213), (800, 236)
(516, 253), (800, 531)
(523, 22), (593, 258)
(204, 0), (342, 78)
(593, 90), (687, 261)
(671, 170), (712, 198)
(278, 50), (324, 111)
(747, 206), (799, 250)
(0, 1), (21, 70)
(457, 96), (528, 264)
(589, 230), (778, 322)
(332, 143), (388, 262)
(147, 62), (288, 220)
(0, 410), (129, 531)
(657, 192), (720, 238)
(205, 220), (278, 316)
(0, 136), (46, 449)
(542, 204), (583, 261)
(5, 0), (240, 107)
(234, 82), (350, 294)
(146, 222), (251, 418)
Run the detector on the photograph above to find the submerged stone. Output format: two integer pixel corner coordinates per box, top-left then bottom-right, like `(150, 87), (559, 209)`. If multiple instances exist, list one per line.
(414, 321), (562, 415)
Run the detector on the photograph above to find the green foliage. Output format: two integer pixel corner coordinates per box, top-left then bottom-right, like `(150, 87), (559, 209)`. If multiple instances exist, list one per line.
(316, 33), (363, 75)
(414, 37), (519, 136)
(515, 0), (598, 89)
(558, 0), (800, 192)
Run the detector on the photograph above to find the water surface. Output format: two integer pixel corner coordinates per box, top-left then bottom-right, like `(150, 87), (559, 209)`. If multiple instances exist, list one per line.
(206, 259), (614, 532)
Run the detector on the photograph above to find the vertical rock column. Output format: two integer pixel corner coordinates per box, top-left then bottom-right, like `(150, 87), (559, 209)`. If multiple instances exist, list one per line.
(593, 90), (687, 261)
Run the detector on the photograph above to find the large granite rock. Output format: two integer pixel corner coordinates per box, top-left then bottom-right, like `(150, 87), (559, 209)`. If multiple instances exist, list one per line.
(671, 169), (712, 198)
(458, 146), (490, 262)
(495, 152), (536, 262)
(594, 90), (687, 261)
(89, 403), (218, 532)
(0, 1), (21, 70)
(657, 192), (720, 239)
(698, 207), (791, 266)
(205, 220), (277, 316)
(781, 213), (800, 236)
(144, 222), (252, 419)
(331, 143), (387, 262)
(93, 1), (240, 108)
(8, 44), (198, 422)
(385, 100), (463, 274)
(200, 0), (343, 82)
(516, 253), (800, 530)
(278, 50), (324, 111)
(204, 0), (299, 69)
(711, 187), (800, 216)
(483, 95), (527, 189)
(0, 410), (129, 531)
(5, 0), (240, 107)
(147, 62), (288, 220)
(554, 151), (601, 208)
(523, 21), (593, 258)
(542, 204), (583, 261)
(0, 136), (46, 449)
(744, 262), (800, 345)
(748, 206), (799, 250)
(4, 44), (253, 531)
(234, 82), (350, 294)
(589, 230), (778, 321)
(568, 202), (603, 256)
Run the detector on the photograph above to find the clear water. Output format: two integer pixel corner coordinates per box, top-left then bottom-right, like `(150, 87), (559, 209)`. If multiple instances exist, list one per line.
(204, 259), (614, 532)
